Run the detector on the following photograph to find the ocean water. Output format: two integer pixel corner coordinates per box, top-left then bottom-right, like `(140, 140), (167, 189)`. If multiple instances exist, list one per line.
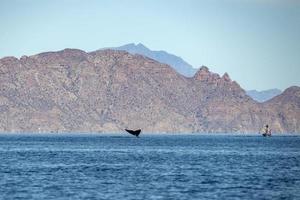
(0, 134), (299, 200)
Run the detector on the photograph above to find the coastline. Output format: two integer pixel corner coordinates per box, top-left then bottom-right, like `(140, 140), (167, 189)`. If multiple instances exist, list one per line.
(0, 132), (299, 136)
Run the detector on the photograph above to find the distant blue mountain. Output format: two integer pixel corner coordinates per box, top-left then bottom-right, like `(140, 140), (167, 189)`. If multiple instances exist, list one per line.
(108, 43), (197, 77)
(246, 89), (282, 102)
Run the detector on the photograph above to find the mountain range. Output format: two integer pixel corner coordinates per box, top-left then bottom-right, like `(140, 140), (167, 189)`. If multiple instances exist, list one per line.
(107, 43), (197, 77)
(0, 48), (299, 133)
(107, 43), (282, 102)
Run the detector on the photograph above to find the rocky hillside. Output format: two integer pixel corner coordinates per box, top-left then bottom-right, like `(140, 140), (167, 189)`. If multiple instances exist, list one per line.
(0, 49), (299, 133)
(263, 86), (300, 132)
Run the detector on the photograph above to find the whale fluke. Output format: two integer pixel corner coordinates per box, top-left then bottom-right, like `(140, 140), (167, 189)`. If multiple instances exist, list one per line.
(125, 129), (141, 137)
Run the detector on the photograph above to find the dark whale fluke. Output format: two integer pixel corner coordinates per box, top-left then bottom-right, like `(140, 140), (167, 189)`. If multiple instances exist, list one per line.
(125, 129), (141, 137)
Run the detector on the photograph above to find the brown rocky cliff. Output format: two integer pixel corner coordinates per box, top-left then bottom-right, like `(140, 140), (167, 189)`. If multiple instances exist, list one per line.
(263, 86), (300, 132)
(0, 49), (299, 133)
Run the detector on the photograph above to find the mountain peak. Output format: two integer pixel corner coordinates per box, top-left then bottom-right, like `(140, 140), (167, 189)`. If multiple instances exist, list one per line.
(194, 66), (210, 78)
(266, 86), (300, 117)
(199, 66), (209, 72)
(279, 86), (300, 100)
(222, 72), (231, 82)
(109, 43), (197, 77)
(118, 43), (149, 51)
(194, 66), (220, 82)
(136, 43), (147, 48)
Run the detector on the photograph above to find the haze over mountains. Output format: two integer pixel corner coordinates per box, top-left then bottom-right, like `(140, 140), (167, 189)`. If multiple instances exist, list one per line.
(0, 48), (299, 133)
(246, 89), (282, 103)
(108, 43), (197, 77)
(107, 43), (282, 102)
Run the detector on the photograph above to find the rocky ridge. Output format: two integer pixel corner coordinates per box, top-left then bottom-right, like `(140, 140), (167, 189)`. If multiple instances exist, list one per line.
(0, 49), (299, 133)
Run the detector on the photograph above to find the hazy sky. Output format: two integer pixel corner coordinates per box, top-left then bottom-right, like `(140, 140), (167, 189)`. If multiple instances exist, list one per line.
(0, 0), (299, 90)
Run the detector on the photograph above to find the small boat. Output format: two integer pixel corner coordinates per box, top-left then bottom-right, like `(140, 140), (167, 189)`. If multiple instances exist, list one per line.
(125, 129), (141, 137)
(261, 124), (271, 137)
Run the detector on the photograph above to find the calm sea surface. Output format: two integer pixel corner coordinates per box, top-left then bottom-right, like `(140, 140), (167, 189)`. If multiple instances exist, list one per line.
(0, 134), (299, 200)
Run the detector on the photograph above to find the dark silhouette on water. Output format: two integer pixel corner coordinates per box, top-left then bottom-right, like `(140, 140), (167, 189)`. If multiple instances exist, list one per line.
(125, 129), (141, 137)
(261, 124), (272, 137)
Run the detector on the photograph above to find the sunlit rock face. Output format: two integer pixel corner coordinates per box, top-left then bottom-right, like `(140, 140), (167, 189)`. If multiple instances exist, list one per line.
(0, 49), (299, 133)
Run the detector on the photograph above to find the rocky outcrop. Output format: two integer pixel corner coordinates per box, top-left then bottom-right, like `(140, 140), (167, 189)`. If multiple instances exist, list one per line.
(0, 49), (299, 133)
(263, 86), (300, 132)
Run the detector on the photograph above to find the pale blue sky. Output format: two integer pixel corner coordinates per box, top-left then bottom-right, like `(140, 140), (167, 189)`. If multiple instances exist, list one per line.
(0, 0), (299, 90)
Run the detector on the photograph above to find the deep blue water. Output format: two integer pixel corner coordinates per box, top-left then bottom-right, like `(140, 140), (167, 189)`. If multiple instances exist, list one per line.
(0, 134), (300, 200)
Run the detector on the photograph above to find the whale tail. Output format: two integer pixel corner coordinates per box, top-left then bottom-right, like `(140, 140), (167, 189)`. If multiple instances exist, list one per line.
(125, 129), (141, 137)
